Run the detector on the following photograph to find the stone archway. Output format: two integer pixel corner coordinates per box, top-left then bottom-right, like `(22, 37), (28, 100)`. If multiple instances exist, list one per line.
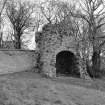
(56, 50), (79, 76)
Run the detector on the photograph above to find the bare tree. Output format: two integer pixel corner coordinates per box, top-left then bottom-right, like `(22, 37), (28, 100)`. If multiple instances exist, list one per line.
(75, 20), (93, 79)
(71, 0), (105, 76)
(6, 0), (34, 49)
(38, 0), (58, 24)
(57, 0), (105, 78)
(0, 0), (8, 48)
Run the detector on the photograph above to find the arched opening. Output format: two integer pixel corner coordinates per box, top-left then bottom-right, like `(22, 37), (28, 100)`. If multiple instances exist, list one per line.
(56, 51), (79, 77)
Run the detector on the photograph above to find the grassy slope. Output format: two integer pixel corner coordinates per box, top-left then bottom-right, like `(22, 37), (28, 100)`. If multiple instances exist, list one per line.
(0, 71), (105, 105)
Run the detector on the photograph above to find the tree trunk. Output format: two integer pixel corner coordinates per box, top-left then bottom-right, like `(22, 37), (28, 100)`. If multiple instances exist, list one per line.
(0, 35), (2, 48)
(76, 51), (91, 80)
(79, 57), (91, 80)
(0, 19), (2, 48)
(15, 41), (21, 49)
(14, 35), (21, 49)
(92, 50), (101, 77)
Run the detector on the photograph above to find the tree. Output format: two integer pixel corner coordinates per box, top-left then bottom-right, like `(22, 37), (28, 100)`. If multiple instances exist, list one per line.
(59, 0), (105, 77)
(74, 0), (105, 77)
(6, 0), (34, 49)
(0, 0), (8, 48)
(39, 0), (58, 24)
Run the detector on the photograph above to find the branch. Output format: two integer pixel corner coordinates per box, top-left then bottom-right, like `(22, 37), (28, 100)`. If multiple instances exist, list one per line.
(96, 35), (105, 39)
(96, 6), (105, 18)
(93, 0), (102, 11)
(97, 15), (105, 26)
(20, 6), (33, 30)
(0, 0), (8, 15)
(70, 12), (90, 24)
(96, 22), (105, 29)
(6, 9), (16, 27)
(99, 40), (105, 49)
(40, 6), (51, 23)
(75, 21), (82, 39)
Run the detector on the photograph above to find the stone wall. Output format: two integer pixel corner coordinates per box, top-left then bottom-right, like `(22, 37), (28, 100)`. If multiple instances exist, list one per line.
(0, 49), (38, 74)
(36, 23), (77, 77)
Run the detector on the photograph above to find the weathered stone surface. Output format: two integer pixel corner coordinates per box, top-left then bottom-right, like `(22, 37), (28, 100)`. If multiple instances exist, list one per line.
(36, 23), (78, 77)
(0, 50), (37, 74)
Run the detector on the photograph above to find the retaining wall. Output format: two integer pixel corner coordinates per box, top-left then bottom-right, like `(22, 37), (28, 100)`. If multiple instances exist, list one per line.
(0, 49), (37, 74)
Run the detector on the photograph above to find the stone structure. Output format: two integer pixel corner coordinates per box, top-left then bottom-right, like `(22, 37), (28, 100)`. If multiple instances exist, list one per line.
(36, 23), (93, 80)
(36, 23), (80, 77)
(0, 50), (37, 74)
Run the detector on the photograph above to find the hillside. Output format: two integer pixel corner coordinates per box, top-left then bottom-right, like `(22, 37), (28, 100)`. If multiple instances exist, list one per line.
(0, 50), (105, 104)
(0, 71), (105, 105)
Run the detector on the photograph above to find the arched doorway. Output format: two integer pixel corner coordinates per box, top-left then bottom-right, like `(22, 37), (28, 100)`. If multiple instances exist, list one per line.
(56, 51), (79, 76)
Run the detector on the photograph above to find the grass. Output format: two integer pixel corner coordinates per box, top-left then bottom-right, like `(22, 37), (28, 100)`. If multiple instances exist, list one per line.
(0, 71), (105, 105)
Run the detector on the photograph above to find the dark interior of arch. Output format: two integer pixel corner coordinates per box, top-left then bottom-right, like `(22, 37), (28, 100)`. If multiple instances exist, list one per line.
(56, 51), (79, 77)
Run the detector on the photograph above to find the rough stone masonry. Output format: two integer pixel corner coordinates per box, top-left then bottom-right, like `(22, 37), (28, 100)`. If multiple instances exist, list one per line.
(35, 23), (79, 78)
